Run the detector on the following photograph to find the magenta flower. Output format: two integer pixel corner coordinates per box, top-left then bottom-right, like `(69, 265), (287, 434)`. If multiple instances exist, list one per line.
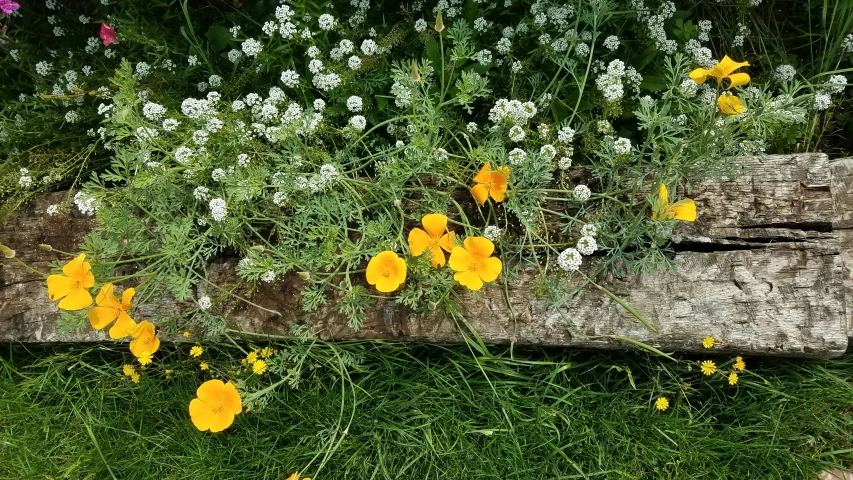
(0, 0), (21, 15)
(100, 23), (117, 46)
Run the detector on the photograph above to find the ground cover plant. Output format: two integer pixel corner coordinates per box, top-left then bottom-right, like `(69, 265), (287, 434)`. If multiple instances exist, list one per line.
(1, 343), (852, 479)
(1, 0), (852, 477)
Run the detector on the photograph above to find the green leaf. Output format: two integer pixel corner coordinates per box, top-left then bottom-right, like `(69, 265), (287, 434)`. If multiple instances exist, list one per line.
(425, 37), (441, 69)
(206, 25), (231, 52)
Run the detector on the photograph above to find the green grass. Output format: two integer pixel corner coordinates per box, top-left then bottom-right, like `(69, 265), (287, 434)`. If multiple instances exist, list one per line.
(0, 343), (851, 479)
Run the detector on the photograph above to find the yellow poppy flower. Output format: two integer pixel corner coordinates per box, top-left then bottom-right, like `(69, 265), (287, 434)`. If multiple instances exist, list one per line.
(129, 320), (160, 359)
(717, 93), (745, 115)
(88, 283), (137, 339)
(46, 253), (95, 310)
(448, 237), (503, 291)
(689, 55), (750, 89)
(653, 184), (696, 222)
(470, 163), (510, 206)
(189, 379), (243, 432)
(286, 474), (311, 480)
(407, 213), (456, 267)
(365, 250), (407, 293)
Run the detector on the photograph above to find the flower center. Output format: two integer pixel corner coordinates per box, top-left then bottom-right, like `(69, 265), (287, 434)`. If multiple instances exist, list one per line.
(212, 405), (223, 414)
(382, 268), (392, 278)
(467, 261), (478, 273)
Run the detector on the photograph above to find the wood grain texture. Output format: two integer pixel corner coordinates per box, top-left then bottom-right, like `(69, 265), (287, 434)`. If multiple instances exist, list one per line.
(1, 154), (850, 358)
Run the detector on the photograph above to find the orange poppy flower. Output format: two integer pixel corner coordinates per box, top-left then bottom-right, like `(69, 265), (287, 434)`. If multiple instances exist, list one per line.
(652, 184), (696, 222)
(88, 283), (138, 339)
(365, 251), (407, 292)
(189, 379), (243, 432)
(46, 253), (95, 310)
(448, 237), (503, 291)
(689, 55), (750, 89)
(407, 213), (455, 267)
(470, 163), (510, 206)
(129, 320), (160, 359)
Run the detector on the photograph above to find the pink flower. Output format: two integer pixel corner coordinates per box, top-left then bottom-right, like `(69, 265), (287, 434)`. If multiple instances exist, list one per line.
(100, 23), (117, 46)
(0, 0), (21, 15)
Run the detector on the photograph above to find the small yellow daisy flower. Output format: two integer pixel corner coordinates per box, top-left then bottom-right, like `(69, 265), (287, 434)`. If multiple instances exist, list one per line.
(200, 362), (209, 371)
(700, 360), (716, 376)
(190, 345), (203, 358)
(182, 331), (191, 338)
(253, 359), (268, 375)
(734, 356), (746, 371)
(260, 346), (275, 358)
(702, 337), (715, 349)
(122, 364), (136, 376)
(131, 372), (140, 384)
(138, 353), (153, 366)
(246, 350), (258, 365)
(728, 372), (739, 385)
(655, 397), (669, 411)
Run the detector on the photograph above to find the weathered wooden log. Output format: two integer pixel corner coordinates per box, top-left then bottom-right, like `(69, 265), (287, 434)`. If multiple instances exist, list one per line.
(1, 154), (851, 358)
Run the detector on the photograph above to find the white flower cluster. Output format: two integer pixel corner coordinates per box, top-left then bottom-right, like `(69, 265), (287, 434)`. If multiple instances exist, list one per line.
(557, 248), (582, 272)
(508, 148), (526, 165)
(581, 224), (598, 238)
(539, 144), (556, 160)
(843, 34), (853, 53)
(685, 39), (715, 69)
(209, 198), (227, 222)
(135, 62), (151, 79)
(557, 125), (575, 144)
(775, 65), (796, 83)
(197, 296), (212, 311)
(415, 19), (427, 32)
(631, 0), (677, 54)
(143, 102), (166, 121)
(193, 186), (209, 201)
(241, 38), (262, 57)
(391, 80), (412, 108)
(347, 95), (363, 112)
(613, 137), (632, 155)
(318, 13), (336, 30)
(812, 74), (847, 111)
(35, 61), (52, 76)
(349, 115), (367, 131)
(181, 97), (216, 119)
(732, 22), (750, 48)
(489, 99), (537, 126)
(698, 20), (713, 41)
(603, 35), (620, 51)
(596, 59), (626, 103)
(573, 185), (591, 202)
(508, 125), (525, 142)
(576, 235), (597, 255)
(18, 168), (33, 188)
(74, 191), (99, 216)
(312, 72), (341, 91)
(175, 146), (194, 164)
(483, 225), (502, 241)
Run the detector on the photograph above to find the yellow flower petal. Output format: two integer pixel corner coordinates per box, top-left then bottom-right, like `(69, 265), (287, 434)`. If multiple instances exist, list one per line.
(448, 245), (474, 272)
(669, 199), (697, 222)
(473, 163), (493, 184)
(438, 232), (455, 253)
(718, 94), (744, 115)
(658, 184), (669, 206)
(95, 283), (121, 309)
(88, 306), (118, 330)
(366, 251), (406, 292)
(726, 72), (750, 89)
(470, 184), (489, 205)
(463, 237), (495, 259)
(689, 67), (709, 84)
(476, 256), (503, 283)
(453, 269), (484, 291)
(61, 253), (89, 280)
(714, 55), (750, 79)
(121, 287), (135, 311)
(57, 288), (93, 310)
(427, 245), (446, 268)
(407, 228), (433, 257)
(421, 213), (447, 239)
(46, 274), (77, 301)
(109, 311), (138, 339)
